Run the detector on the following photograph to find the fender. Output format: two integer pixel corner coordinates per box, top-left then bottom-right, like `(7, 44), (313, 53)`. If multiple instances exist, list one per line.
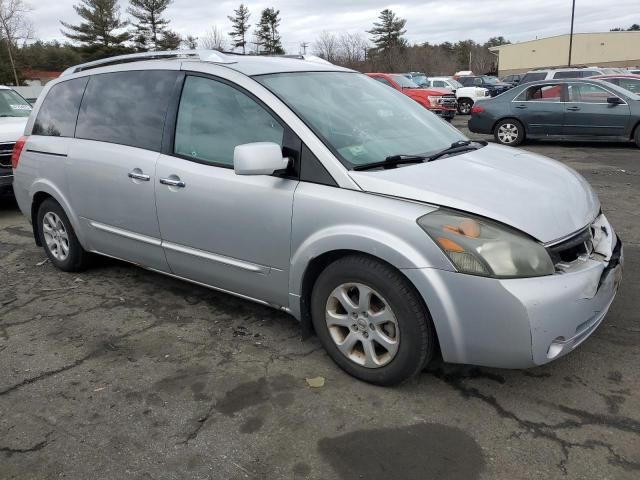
(287, 224), (453, 319)
(29, 178), (88, 247)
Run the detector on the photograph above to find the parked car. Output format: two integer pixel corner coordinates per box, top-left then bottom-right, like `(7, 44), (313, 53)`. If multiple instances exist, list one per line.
(13, 51), (623, 385)
(422, 77), (490, 115)
(501, 74), (523, 86)
(366, 73), (457, 120)
(0, 86), (32, 195)
(519, 66), (607, 84)
(468, 78), (640, 147)
(457, 75), (512, 97)
(591, 74), (640, 95)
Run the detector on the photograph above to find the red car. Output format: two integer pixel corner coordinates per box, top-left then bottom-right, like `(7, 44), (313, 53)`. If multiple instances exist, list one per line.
(590, 74), (640, 95)
(366, 73), (457, 120)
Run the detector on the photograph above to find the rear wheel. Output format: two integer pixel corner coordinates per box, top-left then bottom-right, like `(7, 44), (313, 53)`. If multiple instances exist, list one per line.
(494, 119), (525, 146)
(311, 255), (436, 386)
(634, 125), (640, 148)
(37, 198), (90, 272)
(457, 98), (473, 115)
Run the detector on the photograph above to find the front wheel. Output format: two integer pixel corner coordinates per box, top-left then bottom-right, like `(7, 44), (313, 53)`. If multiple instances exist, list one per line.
(457, 98), (473, 115)
(311, 255), (436, 386)
(494, 119), (525, 146)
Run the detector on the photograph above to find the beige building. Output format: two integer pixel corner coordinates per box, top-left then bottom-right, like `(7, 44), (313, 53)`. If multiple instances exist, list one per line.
(490, 31), (640, 76)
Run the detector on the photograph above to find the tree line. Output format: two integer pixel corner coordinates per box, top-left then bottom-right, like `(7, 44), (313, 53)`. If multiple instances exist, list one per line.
(2, 1), (636, 86)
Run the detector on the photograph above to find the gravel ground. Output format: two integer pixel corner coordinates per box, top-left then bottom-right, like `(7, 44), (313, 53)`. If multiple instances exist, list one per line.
(0, 115), (639, 479)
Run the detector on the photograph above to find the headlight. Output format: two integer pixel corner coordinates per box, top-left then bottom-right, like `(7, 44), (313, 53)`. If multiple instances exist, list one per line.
(418, 209), (555, 278)
(427, 96), (441, 105)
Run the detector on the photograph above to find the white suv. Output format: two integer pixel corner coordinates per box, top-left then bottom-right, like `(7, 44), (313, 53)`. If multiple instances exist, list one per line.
(424, 77), (489, 115)
(520, 67), (609, 84)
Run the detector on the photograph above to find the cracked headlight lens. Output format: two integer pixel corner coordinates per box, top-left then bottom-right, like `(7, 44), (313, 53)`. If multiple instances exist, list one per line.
(418, 209), (555, 278)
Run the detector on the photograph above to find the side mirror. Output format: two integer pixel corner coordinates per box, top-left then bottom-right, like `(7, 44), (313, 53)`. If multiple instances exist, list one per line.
(233, 142), (289, 176)
(607, 96), (623, 106)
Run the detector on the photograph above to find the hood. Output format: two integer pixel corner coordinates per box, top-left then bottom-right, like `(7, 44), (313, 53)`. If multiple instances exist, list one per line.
(0, 117), (28, 143)
(348, 144), (599, 243)
(405, 87), (451, 99)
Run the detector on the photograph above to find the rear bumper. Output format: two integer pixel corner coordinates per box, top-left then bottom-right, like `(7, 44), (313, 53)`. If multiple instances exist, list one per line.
(403, 237), (623, 369)
(468, 115), (493, 134)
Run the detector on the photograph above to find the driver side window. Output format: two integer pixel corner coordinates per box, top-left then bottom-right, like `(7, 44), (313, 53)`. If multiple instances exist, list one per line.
(174, 76), (284, 167)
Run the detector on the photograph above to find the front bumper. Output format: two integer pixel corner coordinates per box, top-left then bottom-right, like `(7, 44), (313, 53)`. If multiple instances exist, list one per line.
(403, 237), (623, 369)
(0, 171), (13, 193)
(431, 108), (456, 119)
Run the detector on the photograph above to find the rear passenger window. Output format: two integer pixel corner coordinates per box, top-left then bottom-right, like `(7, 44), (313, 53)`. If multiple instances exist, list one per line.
(516, 84), (562, 102)
(521, 73), (547, 84)
(174, 76), (284, 167)
(76, 70), (177, 151)
(32, 78), (88, 137)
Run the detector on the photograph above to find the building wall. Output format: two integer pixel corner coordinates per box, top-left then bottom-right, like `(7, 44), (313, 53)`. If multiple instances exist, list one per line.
(493, 32), (640, 76)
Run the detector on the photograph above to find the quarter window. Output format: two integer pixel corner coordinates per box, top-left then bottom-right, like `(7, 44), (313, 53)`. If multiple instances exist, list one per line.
(76, 70), (178, 151)
(553, 71), (580, 79)
(32, 78), (88, 137)
(567, 83), (612, 103)
(516, 84), (562, 102)
(174, 76), (284, 167)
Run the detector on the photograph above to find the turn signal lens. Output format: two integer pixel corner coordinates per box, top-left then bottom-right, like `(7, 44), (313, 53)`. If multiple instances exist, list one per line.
(435, 237), (464, 253)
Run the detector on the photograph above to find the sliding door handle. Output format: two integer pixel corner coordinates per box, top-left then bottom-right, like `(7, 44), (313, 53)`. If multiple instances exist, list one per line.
(160, 177), (186, 188)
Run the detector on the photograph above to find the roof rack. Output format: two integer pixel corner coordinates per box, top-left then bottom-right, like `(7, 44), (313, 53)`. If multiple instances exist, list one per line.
(61, 49), (235, 76)
(530, 65), (589, 71)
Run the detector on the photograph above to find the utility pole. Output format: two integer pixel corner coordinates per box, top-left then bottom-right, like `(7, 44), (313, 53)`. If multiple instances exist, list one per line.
(300, 42), (309, 55)
(568, 0), (576, 66)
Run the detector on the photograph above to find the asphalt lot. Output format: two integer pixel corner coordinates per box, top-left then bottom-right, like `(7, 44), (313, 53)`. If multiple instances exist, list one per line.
(1, 116), (639, 479)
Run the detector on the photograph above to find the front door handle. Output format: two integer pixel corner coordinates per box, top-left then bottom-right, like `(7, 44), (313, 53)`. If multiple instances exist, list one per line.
(567, 106), (581, 111)
(159, 177), (186, 188)
(515, 104), (527, 109)
(128, 171), (150, 181)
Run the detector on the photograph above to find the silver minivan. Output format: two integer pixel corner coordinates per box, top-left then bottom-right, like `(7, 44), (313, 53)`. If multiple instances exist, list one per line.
(12, 51), (623, 385)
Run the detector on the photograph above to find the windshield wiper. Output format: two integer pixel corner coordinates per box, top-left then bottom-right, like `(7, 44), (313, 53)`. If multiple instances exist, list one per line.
(353, 154), (428, 171)
(425, 140), (487, 162)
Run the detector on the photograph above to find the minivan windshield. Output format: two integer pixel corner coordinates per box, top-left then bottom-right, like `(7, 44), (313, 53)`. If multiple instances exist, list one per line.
(256, 72), (467, 169)
(0, 89), (32, 117)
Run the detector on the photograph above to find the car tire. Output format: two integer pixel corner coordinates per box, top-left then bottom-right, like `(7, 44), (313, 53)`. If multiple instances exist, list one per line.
(634, 126), (640, 148)
(37, 198), (90, 272)
(457, 98), (473, 115)
(311, 255), (436, 386)
(494, 119), (525, 146)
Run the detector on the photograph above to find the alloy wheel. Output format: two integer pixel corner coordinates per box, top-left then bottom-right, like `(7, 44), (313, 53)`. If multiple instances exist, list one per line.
(497, 123), (519, 144)
(42, 212), (70, 261)
(325, 283), (400, 368)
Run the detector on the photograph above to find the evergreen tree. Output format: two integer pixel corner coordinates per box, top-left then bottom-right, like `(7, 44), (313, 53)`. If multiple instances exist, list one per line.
(255, 8), (284, 55)
(157, 30), (181, 50)
(228, 4), (251, 54)
(127, 0), (173, 51)
(60, 0), (130, 58)
(367, 9), (407, 51)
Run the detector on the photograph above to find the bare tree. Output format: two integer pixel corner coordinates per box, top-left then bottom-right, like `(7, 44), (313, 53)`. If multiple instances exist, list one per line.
(0, 0), (31, 85)
(339, 32), (368, 66)
(200, 26), (227, 51)
(313, 31), (339, 63)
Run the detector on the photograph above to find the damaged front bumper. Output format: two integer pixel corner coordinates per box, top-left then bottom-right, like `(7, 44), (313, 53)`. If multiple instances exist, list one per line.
(403, 217), (623, 369)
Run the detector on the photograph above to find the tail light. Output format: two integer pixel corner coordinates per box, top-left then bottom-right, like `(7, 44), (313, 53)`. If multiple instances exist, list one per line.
(11, 136), (27, 170)
(471, 105), (484, 114)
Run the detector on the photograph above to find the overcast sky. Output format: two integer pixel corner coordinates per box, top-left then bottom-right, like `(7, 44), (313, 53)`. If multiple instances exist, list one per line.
(30, 0), (640, 53)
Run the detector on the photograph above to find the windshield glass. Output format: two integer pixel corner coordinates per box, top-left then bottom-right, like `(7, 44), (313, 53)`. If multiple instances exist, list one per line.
(411, 75), (428, 86)
(0, 89), (32, 117)
(256, 72), (466, 169)
(390, 74), (420, 89)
